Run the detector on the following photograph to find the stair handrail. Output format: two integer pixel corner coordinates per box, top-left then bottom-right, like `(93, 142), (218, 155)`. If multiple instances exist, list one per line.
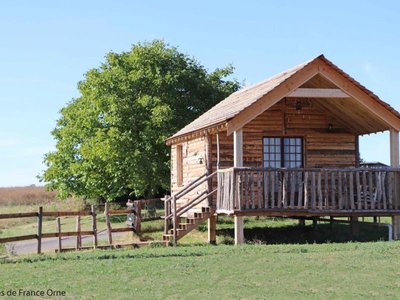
(166, 171), (217, 245)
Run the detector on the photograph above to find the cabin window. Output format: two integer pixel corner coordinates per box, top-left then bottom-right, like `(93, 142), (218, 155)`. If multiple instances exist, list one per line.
(263, 137), (303, 168)
(176, 145), (183, 186)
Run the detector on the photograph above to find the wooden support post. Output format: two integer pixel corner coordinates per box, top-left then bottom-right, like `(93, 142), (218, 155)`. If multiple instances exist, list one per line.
(208, 214), (217, 244)
(233, 129), (244, 245)
(350, 216), (359, 238)
(390, 129), (400, 239)
(234, 215), (244, 245)
(104, 203), (113, 245)
(37, 206), (43, 254)
(330, 216), (334, 230)
(91, 205), (97, 249)
(76, 216), (81, 250)
(313, 217), (318, 229)
(56, 217), (62, 253)
(234, 129), (243, 167)
(298, 219), (305, 227)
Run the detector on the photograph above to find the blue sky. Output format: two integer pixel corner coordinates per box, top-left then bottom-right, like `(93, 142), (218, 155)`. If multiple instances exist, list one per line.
(1, 0), (400, 186)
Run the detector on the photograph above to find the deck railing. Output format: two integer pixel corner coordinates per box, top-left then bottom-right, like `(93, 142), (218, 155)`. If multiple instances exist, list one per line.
(216, 167), (400, 213)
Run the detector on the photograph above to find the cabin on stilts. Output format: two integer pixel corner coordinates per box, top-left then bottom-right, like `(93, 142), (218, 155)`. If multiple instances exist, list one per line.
(163, 55), (400, 245)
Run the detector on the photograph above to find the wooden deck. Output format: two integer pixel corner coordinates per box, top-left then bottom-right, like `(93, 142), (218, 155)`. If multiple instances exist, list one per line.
(216, 167), (400, 216)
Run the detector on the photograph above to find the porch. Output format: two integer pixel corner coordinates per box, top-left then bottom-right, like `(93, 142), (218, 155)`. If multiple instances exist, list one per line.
(216, 167), (400, 216)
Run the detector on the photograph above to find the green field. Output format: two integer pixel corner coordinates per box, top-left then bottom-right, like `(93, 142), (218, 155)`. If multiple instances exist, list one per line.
(1, 242), (400, 299)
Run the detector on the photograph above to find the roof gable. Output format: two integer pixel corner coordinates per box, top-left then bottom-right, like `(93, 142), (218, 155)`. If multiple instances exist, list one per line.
(167, 55), (400, 144)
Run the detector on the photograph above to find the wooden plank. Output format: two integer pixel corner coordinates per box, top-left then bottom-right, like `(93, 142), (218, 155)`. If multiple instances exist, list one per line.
(324, 171), (328, 209)
(375, 172), (387, 209)
(257, 171), (262, 209)
(251, 172), (255, 209)
(110, 227), (135, 233)
(42, 211), (92, 217)
(356, 172), (361, 210)
(304, 172), (309, 209)
(374, 172), (381, 209)
(317, 172), (323, 209)
(264, 170), (269, 209)
(0, 234), (37, 244)
(349, 172), (355, 210)
(331, 172), (336, 209)
(362, 171), (368, 210)
(283, 171), (288, 209)
(369, 171), (374, 209)
(311, 172), (316, 209)
(338, 172), (343, 209)
(245, 172), (249, 210)
(277, 171), (282, 208)
(381, 172), (387, 210)
(388, 172), (394, 209)
(37, 206), (43, 254)
(298, 171), (303, 208)
(41, 231), (93, 238)
(0, 212), (37, 219)
(290, 171), (295, 208)
(288, 88), (350, 98)
(271, 171), (276, 208)
(343, 172), (348, 209)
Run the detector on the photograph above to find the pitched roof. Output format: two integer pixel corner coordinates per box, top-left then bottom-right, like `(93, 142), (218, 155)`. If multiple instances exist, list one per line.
(167, 55), (400, 143)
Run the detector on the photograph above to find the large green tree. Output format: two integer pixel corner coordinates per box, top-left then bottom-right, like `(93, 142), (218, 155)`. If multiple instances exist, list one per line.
(41, 40), (240, 201)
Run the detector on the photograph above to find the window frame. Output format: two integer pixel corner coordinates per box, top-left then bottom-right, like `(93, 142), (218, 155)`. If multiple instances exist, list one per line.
(176, 144), (183, 186)
(262, 136), (304, 168)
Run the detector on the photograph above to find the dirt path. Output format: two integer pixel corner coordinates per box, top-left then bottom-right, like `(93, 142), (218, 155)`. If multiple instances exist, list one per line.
(6, 229), (127, 255)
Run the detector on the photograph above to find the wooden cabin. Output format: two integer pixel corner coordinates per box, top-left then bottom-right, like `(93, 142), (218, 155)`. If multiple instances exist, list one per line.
(163, 55), (400, 245)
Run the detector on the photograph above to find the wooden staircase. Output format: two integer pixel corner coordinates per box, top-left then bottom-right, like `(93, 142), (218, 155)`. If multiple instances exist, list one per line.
(163, 207), (214, 243)
(163, 171), (218, 245)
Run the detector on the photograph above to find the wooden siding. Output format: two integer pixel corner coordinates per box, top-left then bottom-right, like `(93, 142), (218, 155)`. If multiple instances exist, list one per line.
(210, 98), (356, 171)
(170, 136), (208, 211)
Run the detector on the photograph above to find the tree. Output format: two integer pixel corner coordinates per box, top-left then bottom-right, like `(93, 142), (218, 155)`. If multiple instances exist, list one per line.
(41, 40), (240, 201)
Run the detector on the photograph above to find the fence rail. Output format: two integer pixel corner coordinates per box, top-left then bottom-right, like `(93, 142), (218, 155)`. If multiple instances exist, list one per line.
(0, 199), (163, 254)
(217, 167), (400, 213)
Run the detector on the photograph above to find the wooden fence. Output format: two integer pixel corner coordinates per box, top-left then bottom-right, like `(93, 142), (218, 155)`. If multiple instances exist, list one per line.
(0, 199), (162, 254)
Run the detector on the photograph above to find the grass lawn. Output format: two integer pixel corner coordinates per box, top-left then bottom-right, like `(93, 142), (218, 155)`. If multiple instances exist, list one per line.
(1, 242), (400, 299)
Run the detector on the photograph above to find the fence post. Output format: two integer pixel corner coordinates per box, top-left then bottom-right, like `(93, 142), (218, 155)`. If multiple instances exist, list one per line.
(37, 206), (43, 254)
(164, 196), (169, 235)
(76, 216), (81, 250)
(134, 201), (142, 234)
(56, 217), (62, 253)
(105, 203), (113, 245)
(91, 205), (98, 249)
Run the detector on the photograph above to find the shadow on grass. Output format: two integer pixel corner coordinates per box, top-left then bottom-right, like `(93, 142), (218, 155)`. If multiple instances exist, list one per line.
(218, 222), (388, 244)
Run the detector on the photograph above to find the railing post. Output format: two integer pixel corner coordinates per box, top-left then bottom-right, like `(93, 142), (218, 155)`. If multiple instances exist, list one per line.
(37, 206), (43, 255)
(173, 196), (177, 246)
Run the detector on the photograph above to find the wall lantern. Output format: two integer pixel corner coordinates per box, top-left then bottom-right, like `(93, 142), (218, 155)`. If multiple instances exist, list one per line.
(328, 123), (333, 132)
(295, 100), (302, 111)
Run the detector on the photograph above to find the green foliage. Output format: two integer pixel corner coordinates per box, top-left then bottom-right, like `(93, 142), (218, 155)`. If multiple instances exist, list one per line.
(41, 40), (240, 200)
